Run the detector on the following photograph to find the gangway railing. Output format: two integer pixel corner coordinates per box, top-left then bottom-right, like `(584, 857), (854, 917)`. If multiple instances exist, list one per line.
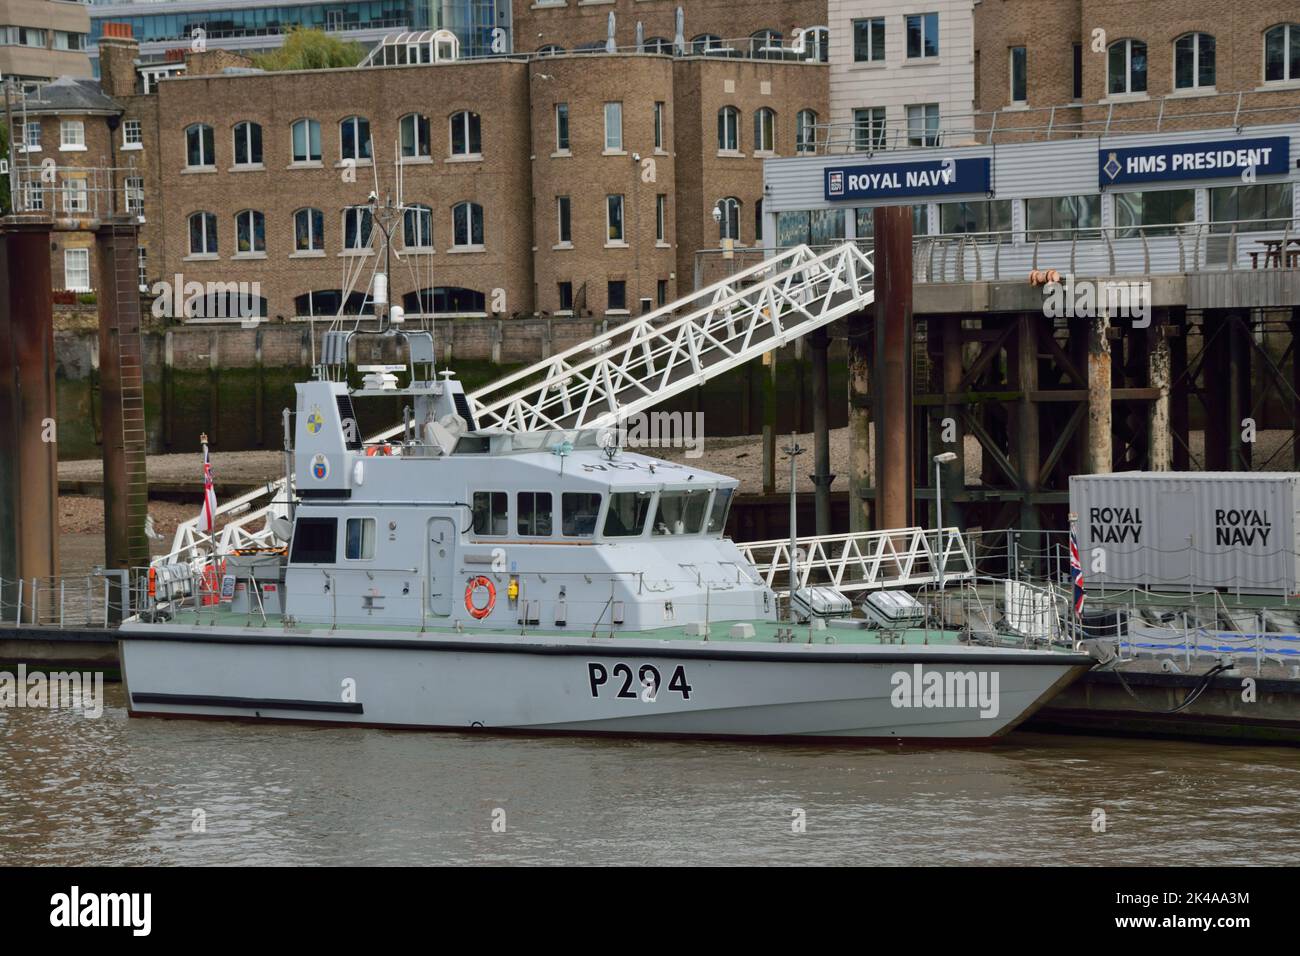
(738, 527), (973, 596)
(165, 241), (876, 564)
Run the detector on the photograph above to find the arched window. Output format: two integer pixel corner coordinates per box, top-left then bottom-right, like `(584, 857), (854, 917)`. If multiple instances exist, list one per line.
(234, 209), (265, 254)
(452, 201), (484, 248)
(403, 203), (433, 249)
(340, 115), (371, 161)
(753, 108), (776, 153)
(232, 121), (262, 166)
(717, 106), (739, 151)
(802, 26), (829, 63)
(642, 36), (671, 54)
(343, 207), (373, 250)
(400, 114), (430, 158)
(403, 287), (486, 315)
(1174, 33), (1215, 89)
(718, 196), (740, 241)
(1264, 24), (1300, 82)
(537, 44), (565, 56)
(450, 111), (481, 156)
(692, 34), (722, 54)
(188, 211), (217, 255)
(294, 207), (324, 252)
(292, 118), (321, 163)
(750, 29), (781, 59)
(185, 123), (214, 167)
(796, 109), (818, 154)
(295, 290), (343, 317)
(1107, 39), (1147, 95)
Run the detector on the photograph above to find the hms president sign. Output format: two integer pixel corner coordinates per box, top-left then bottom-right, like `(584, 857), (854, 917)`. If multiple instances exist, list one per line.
(824, 157), (991, 201)
(1099, 136), (1289, 185)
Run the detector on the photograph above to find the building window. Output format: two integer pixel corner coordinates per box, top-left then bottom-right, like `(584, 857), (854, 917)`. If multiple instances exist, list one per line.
(517, 492), (553, 537)
(1264, 24), (1299, 83)
(1010, 46), (1027, 103)
(718, 196), (740, 241)
(401, 114), (430, 158)
(1073, 43), (1083, 100)
(64, 249), (90, 292)
(906, 104), (940, 147)
(295, 208), (324, 251)
(1113, 189), (1194, 237)
(1025, 195), (1101, 241)
(755, 199), (764, 242)
(62, 178), (88, 214)
(555, 103), (569, 151)
(124, 176), (144, 215)
(1209, 183), (1293, 232)
(122, 119), (142, 147)
(854, 107), (887, 151)
(557, 196), (571, 243)
(343, 207), (373, 250)
(717, 106), (739, 151)
(233, 121), (262, 166)
(53, 30), (85, 51)
(1107, 39), (1147, 95)
(606, 194), (624, 243)
(340, 115), (371, 161)
(607, 281), (627, 312)
(24, 182), (43, 211)
(853, 17), (885, 62)
(939, 200), (1012, 239)
(750, 29), (781, 59)
(656, 194), (666, 242)
(184, 123), (213, 167)
(604, 102), (622, 151)
(292, 118), (321, 162)
(59, 120), (84, 150)
(642, 36), (671, 54)
(23, 122), (40, 150)
(188, 212), (218, 255)
(795, 109), (818, 154)
(657, 279), (668, 306)
(557, 281), (573, 312)
(403, 204), (433, 248)
(137, 246), (148, 291)
(452, 201), (484, 248)
(692, 34), (722, 54)
(235, 209), (266, 254)
(753, 108), (776, 153)
(906, 13), (939, 59)
(653, 101), (664, 150)
(1174, 33), (1215, 90)
(450, 111), (481, 156)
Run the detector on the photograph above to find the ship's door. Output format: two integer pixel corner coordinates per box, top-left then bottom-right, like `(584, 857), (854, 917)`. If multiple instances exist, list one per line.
(428, 517), (457, 616)
(1156, 492), (1194, 588)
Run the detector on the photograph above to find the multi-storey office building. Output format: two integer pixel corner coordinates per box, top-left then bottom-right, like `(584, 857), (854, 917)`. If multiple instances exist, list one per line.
(0, 0), (91, 88)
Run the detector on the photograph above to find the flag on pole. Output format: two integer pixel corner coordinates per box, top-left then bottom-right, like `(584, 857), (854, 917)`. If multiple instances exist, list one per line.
(200, 432), (218, 534)
(1069, 529), (1085, 616)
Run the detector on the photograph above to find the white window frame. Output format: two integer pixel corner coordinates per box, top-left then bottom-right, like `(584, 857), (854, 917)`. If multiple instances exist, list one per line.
(556, 196), (571, 245)
(400, 113), (431, 158)
(403, 204), (434, 249)
(59, 120), (85, 151)
(185, 123), (214, 168)
(753, 107), (776, 154)
(656, 194), (666, 243)
(292, 118), (321, 163)
(188, 211), (218, 256)
(449, 111), (481, 158)
(234, 209), (266, 255)
(718, 197), (740, 241)
(605, 194), (625, 245)
(343, 207), (373, 251)
(1263, 24), (1299, 84)
(1173, 32), (1215, 90)
(124, 176), (144, 215)
(62, 177), (88, 214)
(1108, 38), (1148, 96)
(294, 207), (325, 252)
(451, 201), (483, 249)
(232, 121), (262, 167)
(905, 12), (939, 60)
(603, 102), (623, 153)
(796, 109), (818, 155)
(718, 106), (739, 152)
(122, 118), (142, 149)
(64, 248), (91, 293)
(555, 102), (570, 153)
(339, 115), (371, 162)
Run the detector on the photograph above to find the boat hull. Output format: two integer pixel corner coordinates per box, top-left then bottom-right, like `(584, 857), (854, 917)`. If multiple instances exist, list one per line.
(119, 629), (1091, 742)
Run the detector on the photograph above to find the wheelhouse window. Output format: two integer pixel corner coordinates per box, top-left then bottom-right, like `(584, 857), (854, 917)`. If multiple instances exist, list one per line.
(517, 492), (553, 536)
(562, 492), (601, 537)
(345, 517), (376, 559)
(235, 209), (266, 254)
(706, 488), (733, 535)
(853, 17), (884, 62)
(292, 118), (321, 162)
(1107, 39), (1148, 95)
(717, 106), (739, 151)
(188, 211), (218, 255)
(233, 121), (262, 166)
(1264, 24), (1300, 83)
(603, 491), (651, 537)
(1174, 33), (1215, 89)
(652, 490), (710, 535)
(290, 517), (338, 563)
(906, 12), (939, 59)
(340, 115), (371, 161)
(450, 111), (481, 156)
(472, 491), (508, 535)
(295, 207), (325, 251)
(185, 123), (214, 167)
(1113, 189), (1194, 238)
(401, 113), (431, 158)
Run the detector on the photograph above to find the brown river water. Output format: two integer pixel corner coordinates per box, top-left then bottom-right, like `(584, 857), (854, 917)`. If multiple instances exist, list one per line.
(2, 681), (1298, 866)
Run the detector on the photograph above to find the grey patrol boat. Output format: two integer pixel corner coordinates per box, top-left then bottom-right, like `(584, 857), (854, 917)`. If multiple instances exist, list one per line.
(120, 327), (1091, 742)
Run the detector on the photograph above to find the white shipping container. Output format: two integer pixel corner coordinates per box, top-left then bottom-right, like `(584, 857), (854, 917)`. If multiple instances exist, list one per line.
(1069, 473), (1300, 595)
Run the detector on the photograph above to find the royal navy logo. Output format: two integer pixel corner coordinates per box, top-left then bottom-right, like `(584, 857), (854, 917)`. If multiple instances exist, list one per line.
(311, 453), (329, 480)
(307, 405), (325, 434)
(1103, 152), (1121, 182)
(828, 170), (845, 197)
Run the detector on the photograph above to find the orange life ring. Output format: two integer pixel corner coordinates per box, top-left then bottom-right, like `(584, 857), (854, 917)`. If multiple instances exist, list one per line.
(465, 576), (496, 619)
(365, 444), (392, 457)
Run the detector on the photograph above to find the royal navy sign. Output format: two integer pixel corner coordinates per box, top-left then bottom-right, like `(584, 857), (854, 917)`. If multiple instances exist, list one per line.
(1099, 136), (1289, 186)
(824, 157), (991, 201)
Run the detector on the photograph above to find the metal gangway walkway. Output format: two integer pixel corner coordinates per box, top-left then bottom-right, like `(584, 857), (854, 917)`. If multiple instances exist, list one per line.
(166, 241), (876, 562)
(740, 527), (975, 597)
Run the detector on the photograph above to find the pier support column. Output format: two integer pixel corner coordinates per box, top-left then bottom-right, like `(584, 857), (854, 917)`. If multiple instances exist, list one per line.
(1086, 314), (1112, 474)
(1227, 312), (1252, 471)
(1147, 310), (1172, 471)
(1169, 307), (1189, 471)
(0, 223), (59, 614)
(847, 307), (872, 532)
(761, 350), (776, 495)
(1202, 312), (1229, 470)
(1014, 312), (1040, 535)
(808, 326), (834, 535)
(872, 205), (914, 531)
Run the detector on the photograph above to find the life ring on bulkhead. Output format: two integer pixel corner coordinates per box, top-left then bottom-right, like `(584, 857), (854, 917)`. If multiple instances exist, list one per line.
(365, 444), (393, 457)
(465, 576), (496, 619)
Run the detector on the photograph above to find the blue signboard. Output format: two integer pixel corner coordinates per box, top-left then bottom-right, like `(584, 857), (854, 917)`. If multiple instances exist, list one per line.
(1099, 136), (1290, 186)
(824, 157), (991, 202)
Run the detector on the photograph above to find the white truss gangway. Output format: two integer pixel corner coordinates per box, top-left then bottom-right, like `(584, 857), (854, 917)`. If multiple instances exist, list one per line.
(166, 241), (876, 564)
(739, 527), (975, 597)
